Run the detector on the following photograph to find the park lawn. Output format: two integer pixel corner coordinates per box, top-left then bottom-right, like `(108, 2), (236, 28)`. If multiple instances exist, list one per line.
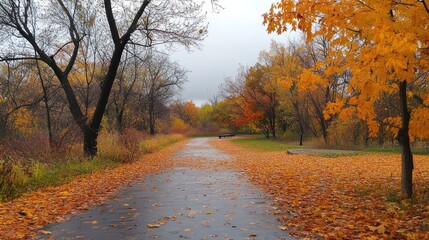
(212, 138), (429, 239)
(365, 146), (429, 156)
(231, 136), (306, 152)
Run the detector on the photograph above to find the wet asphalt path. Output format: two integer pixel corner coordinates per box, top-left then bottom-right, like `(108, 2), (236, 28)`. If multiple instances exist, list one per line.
(38, 138), (291, 240)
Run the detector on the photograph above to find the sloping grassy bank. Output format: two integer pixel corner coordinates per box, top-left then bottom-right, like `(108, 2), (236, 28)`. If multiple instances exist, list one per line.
(0, 132), (185, 201)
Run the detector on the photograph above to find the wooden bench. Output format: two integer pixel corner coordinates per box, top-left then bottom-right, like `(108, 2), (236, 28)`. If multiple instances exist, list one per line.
(218, 134), (235, 139)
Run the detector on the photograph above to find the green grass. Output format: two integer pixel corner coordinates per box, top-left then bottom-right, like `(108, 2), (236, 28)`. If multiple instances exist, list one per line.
(0, 157), (119, 201)
(365, 146), (429, 155)
(231, 137), (306, 152)
(191, 133), (220, 138)
(231, 136), (429, 156)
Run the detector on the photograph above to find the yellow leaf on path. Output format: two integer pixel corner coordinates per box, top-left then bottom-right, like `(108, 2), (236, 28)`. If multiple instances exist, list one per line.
(278, 226), (287, 231)
(184, 228), (191, 232)
(273, 210), (282, 215)
(205, 211), (212, 214)
(147, 224), (160, 228)
(91, 220), (98, 224)
(40, 230), (52, 235)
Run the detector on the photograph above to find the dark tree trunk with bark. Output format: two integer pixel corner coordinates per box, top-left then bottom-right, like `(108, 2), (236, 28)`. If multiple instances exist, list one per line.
(84, 126), (98, 157)
(320, 117), (328, 143)
(116, 107), (124, 133)
(269, 108), (277, 139)
(397, 80), (413, 198)
(149, 96), (155, 135)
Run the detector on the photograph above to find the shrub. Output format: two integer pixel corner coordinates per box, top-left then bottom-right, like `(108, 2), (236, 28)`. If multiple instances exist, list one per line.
(327, 117), (367, 149)
(0, 159), (29, 201)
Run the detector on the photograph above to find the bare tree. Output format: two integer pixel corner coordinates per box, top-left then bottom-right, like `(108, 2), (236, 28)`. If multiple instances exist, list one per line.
(142, 52), (187, 135)
(0, 0), (207, 156)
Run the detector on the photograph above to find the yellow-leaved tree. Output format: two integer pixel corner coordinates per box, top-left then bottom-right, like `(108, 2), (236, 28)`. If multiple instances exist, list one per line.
(264, 0), (429, 197)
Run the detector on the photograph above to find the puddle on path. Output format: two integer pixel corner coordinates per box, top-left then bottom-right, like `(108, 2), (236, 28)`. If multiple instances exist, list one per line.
(39, 138), (292, 240)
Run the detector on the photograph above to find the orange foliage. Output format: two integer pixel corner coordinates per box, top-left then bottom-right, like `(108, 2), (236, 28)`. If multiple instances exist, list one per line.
(264, 0), (429, 139)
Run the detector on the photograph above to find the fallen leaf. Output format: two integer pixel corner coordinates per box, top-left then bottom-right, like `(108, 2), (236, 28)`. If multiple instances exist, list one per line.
(369, 224), (386, 234)
(147, 224), (161, 228)
(39, 230), (52, 235)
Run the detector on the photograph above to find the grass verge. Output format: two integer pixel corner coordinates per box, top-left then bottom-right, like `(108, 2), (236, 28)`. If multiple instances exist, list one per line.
(0, 133), (185, 202)
(365, 146), (429, 155)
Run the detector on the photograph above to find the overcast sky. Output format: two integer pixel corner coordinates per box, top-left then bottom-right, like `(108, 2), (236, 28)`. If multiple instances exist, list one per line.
(170, 0), (299, 107)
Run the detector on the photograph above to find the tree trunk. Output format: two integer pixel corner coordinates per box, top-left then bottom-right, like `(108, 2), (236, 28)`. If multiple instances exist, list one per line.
(292, 99), (305, 146)
(397, 80), (413, 198)
(84, 126), (98, 157)
(265, 128), (270, 138)
(149, 107), (155, 136)
(116, 108), (124, 133)
(86, 43), (127, 157)
(320, 116), (328, 143)
(35, 59), (54, 148)
(148, 92), (156, 135)
(271, 107), (276, 139)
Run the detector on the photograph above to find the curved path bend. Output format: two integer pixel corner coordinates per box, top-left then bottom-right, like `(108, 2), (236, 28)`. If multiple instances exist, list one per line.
(39, 138), (292, 240)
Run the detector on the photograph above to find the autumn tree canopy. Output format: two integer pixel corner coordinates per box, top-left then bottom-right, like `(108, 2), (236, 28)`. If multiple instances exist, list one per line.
(264, 0), (429, 197)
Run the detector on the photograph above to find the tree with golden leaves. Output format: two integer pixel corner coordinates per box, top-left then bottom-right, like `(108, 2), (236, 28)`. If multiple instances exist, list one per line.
(264, 0), (429, 197)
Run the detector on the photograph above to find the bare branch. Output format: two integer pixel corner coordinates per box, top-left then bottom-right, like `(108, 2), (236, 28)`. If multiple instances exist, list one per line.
(0, 56), (42, 62)
(419, 0), (429, 14)
(104, 0), (120, 45)
(56, 0), (81, 75)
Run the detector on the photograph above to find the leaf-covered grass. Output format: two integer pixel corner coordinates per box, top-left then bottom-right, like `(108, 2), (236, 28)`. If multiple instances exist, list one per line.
(0, 133), (185, 202)
(308, 152), (362, 158)
(212, 139), (429, 239)
(232, 136), (429, 156)
(230, 136), (306, 152)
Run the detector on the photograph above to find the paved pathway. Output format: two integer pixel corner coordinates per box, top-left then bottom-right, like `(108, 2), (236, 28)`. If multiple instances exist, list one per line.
(39, 138), (291, 239)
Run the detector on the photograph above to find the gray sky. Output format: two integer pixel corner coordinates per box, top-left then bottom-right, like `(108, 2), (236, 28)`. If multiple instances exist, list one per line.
(171, 0), (299, 107)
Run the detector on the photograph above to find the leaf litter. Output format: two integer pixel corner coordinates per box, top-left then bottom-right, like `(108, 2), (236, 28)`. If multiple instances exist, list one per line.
(211, 138), (429, 239)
